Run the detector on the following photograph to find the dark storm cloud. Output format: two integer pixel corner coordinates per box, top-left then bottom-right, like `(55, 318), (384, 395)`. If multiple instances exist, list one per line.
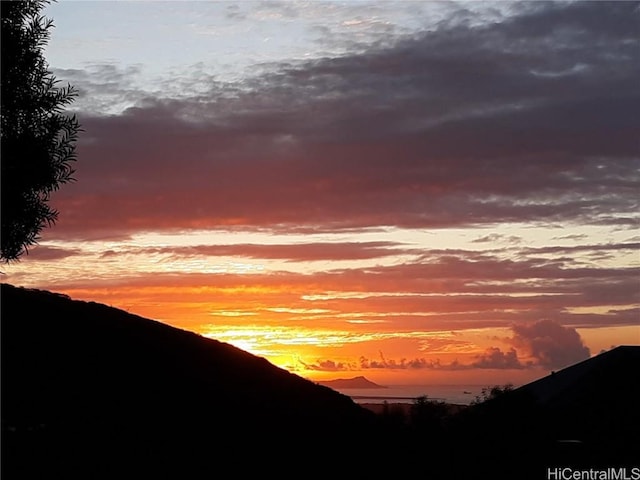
(48, 1), (639, 238)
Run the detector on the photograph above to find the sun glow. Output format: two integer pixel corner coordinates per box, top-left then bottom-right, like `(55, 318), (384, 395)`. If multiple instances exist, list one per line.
(6, 221), (638, 386)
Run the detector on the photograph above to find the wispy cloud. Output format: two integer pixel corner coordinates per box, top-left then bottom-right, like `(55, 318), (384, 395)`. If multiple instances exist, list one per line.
(103, 241), (416, 262)
(13, 243), (638, 332)
(22, 245), (83, 261)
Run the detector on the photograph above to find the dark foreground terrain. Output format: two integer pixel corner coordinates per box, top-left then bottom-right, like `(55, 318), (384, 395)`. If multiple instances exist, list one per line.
(2, 284), (638, 479)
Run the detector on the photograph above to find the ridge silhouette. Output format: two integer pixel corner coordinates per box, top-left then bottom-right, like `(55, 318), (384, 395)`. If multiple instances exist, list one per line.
(2, 283), (638, 479)
(1, 284), (379, 478)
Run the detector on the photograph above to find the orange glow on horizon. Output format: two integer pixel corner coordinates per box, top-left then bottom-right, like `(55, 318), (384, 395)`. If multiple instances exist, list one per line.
(4, 222), (638, 387)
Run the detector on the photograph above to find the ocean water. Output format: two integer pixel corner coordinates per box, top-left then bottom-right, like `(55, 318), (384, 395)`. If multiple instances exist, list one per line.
(331, 384), (489, 405)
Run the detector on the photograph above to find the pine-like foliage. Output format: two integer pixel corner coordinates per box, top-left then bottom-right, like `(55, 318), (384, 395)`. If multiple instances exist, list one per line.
(1, 0), (81, 261)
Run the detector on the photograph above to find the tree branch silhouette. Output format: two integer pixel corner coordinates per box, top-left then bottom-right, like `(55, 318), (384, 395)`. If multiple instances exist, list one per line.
(1, 0), (81, 262)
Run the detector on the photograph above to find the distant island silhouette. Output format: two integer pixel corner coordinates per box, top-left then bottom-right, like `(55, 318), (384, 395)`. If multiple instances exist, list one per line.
(317, 375), (387, 389)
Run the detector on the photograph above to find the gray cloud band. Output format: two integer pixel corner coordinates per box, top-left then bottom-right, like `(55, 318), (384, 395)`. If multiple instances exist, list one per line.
(47, 1), (638, 238)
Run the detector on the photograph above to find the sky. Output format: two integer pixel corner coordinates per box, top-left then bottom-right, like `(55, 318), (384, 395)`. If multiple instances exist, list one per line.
(4, 0), (639, 386)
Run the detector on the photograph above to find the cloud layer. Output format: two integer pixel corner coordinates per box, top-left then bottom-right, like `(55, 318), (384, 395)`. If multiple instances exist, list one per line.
(47, 1), (639, 239)
(7, 2), (637, 379)
(301, 320), (591, 372)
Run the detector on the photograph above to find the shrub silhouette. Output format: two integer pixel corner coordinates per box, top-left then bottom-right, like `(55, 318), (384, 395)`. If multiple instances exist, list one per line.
(380, 399), (407, 427)
(1, 0), (80, 262)
(409, 395), (450, 437)
(471, 383), (514, 405)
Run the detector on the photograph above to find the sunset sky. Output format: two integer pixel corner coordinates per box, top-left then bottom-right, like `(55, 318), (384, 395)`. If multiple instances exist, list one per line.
(4, 0), (639, 386)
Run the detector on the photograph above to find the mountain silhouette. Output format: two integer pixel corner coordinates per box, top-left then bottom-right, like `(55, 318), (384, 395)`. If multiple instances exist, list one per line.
(1, 284), (379, 478)
(3, 283), (637, 479)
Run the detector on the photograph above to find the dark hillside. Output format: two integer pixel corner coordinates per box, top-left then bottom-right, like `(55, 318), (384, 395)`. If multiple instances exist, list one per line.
(1, 284), (379, 478)
(3, 283), (637, 479)
(516, 345), (640, 464)
(445, 346), (640, 479)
